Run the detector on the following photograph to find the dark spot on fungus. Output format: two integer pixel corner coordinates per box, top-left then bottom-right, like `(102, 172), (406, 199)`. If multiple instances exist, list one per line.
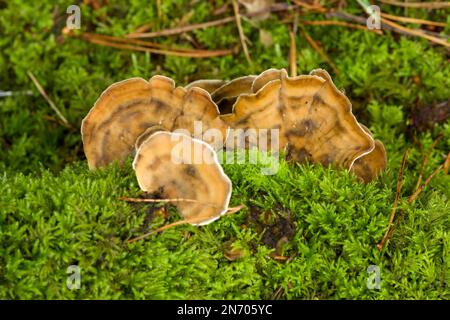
(320, 154), (334, 166)
(185, 165), (197, 177)
(286, 146), (311, 163)
(147, 157), (162, 171)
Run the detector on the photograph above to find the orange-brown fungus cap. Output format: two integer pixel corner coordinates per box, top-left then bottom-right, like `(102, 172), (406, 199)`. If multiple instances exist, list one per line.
(350, 124), (387, 182)
(210, 75), (256, 114)
(351, 140), (387, 183)
(133, 131), (232, 225)
(185, 79), (226, 94)
(223, 68), (375, 170)
(251, 68), (282, 93)
(81, 76), (227, 169)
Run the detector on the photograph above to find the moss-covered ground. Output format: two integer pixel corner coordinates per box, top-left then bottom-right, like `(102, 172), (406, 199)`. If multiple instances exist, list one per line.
(0, 1), (449, 299)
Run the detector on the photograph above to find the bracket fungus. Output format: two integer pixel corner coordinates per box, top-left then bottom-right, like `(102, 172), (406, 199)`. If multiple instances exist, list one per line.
(81, 67), (387, 241)
(185, 79), (226, 94)
(350, 124), (387, 182)
(81, 75), (227, 169)
(133, 131), (232, 226)
(221, 68), (382, 176)
(187, 76), (258, 114)
(210, 75), (257, 114)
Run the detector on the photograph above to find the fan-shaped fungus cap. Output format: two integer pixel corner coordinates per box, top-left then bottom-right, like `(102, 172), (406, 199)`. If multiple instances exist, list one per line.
(351, 140), (387, 182)
(209, 75), (256, 114)
(185, 79), (226, 94)
(223, 68), (375, 171)
(81, 75), (227, 169)
(134, 125), (167, 150)
(251, 68), (282, 93)
(350, 124), (387, 182)
(133, 131), (232, 225)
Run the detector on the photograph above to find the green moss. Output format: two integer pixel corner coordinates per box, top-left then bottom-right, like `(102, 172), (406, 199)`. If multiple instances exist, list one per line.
(0, 144), (449, 299)
(0, 0), (449, 299)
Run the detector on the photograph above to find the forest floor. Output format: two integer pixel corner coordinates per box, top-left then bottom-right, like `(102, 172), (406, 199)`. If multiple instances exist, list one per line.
(0, 0), (449, 299)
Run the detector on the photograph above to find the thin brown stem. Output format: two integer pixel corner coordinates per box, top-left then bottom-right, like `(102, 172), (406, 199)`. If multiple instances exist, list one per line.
(127, 205), (244, 243)
(119, 196), (217, 207)
(127, 219), (190, 243)
(300, 19), (383, 34)
(225, 204), (246, 215)
(126, 204), (245, 243)
(76, 34), (234, 58)
(377, 149), (409, 251)
(291, 0), (327, 12)
(128, 3), (300, 39)
(408, 164), (444, 204)
(444, 152), (450, 175)
(381, 17), (450, 47)
(299, 26), (339, 75)
(379, 0), (450, 9)
(82, 32), (223, 53)
(380, 12), (446, 27)
(414, 135), (443, 191)
(127, 16), (235, 39)
(327, 11), (449, 47)
(289, 29), (297, 77)
(232, 0), (252, 65)
(27, 71), (70, 126)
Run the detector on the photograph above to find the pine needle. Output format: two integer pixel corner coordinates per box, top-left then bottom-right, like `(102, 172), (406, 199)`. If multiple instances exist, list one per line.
(232, 0), (252, 65)
(27, 71), (69, 126)
(379, 0), (450, 9)
(414, 134), (443, 191)
(299, 26), (339, 75)
(380, 12), (446, 27)
(66, 30), (235, 58)
(126, 204), (245, 243)
(408, 163), (444, 204)
(300, 19), (383, 34)
(119, 196), (217, 207)
(381, 17), (450, 48)
(127, 16), (235, 39)
(377, 149), (409, 251)
(289, 15), (298, 77)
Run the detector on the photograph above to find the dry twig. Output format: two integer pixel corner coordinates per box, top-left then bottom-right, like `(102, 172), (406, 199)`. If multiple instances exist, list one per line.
(128, 3), (299, 39)
(291, 0), (327, 12)
(327, 11), (449, 48)
(380, 12), (447, 27)
(444, 152), (450, 174)
(127, 16), (235, 39)
(414, 135), (443, 191)
(289, 13), (298, 77)
(232, 0), (252, 64)
(299, 26), (339, 75)
(66, 30), (235, 58)
(408, 163), (444, 204)
(119, 196), (217, 206)
(377, 149), (409, 251)
(381, 17), (450, 48)
(27, 71), (69, 126)
(378, 147), (448, 250)
(300, 19), (383, 34)
(126, 203), (245, 243)
(379, 0), (450, 9)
